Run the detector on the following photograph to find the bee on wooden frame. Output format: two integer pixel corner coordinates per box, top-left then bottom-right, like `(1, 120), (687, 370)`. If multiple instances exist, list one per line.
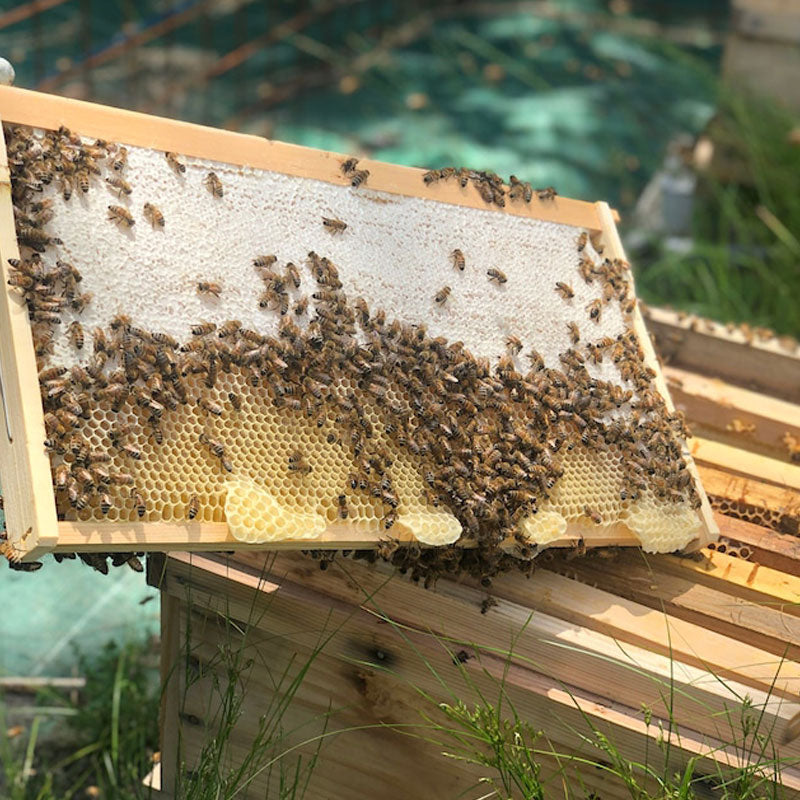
(536, 186), (557, 201)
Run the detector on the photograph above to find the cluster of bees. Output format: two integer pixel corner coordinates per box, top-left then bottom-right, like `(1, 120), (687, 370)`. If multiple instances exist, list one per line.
(422, 166), (556, 208)
(2, 124), (700, 581)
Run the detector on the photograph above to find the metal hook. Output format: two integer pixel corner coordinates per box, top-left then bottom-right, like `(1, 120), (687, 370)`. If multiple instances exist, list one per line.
(0, 360), (13, 443)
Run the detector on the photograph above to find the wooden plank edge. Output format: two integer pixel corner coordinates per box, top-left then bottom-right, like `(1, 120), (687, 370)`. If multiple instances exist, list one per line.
(0, 86), (608, 231)
(644, 306), (800, 404)
(0, 113), (60, 560)
(594, 202), (718, 551)
(53, 518), (641, 553)
(666, 365), (800, 463)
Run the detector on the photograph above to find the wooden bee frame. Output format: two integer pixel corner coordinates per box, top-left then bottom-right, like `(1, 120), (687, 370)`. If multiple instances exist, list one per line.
(0, 86), (718, 560)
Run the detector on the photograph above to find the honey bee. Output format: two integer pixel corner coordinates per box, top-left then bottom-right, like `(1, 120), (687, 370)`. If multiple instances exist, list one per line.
(70, 292), (93, 313)
(536, 186), (557, 201)
(294, 297), (309, 316)
(480, 596), (498, 614)
(66, 320), (84, 349)
(384, 511), (397, 530)
(322, 217), (347, 234)
(133, 490), (146, 518)
(555, 281), (574, 300)
(203, 171), (223, 197)
(165, 151), (186, 173)
(120, 443), (142, 460)
(217, 320), (241, 338)
(100, 493), (113, 515)
(576, 231), (588, 251)
(349, 169), (370, 188)
(487, 268), (507, 285)
(199, 398), (224, 416)
(285, 262), (301, 289)
(110, 146), (128, 172)
(107, 205), (135, 227)
(583, 506), (602, 525)
(586, 299), (602, 322)
(451, 248), (465, 271)
(187, 495), (199, 520)
(143, 202), (165, 228)
(505, 335), (523, 355)
(434, 286), (451, 305)
(288, 451), (312, 475)
(197, 281), (222, 297)
(228, 392), (241, 411)
(337, 494), (349, 519)
(105, 175), (132, 197)
(191, 321), (216, 336)
(340, 157), (359, 175)
(253, 254), (277, 268)
(579, 255), (594, 283)
(377, 537), (400, 560)
(567, 321), (580, 344)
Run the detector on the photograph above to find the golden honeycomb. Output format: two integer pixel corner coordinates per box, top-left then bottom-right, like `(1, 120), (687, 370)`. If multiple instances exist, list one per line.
(4, 122), (707, 566)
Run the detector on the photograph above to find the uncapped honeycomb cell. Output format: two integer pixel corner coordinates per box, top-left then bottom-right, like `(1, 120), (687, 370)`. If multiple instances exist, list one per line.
(625, 497), (700, 553)
(520, 510), (567, 544)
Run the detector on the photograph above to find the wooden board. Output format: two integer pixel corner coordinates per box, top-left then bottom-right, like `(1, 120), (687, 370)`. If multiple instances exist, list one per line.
(0, 112), (59, 560)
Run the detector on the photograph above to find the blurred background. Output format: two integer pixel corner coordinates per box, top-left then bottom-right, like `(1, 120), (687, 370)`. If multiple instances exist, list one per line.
(0, 0), (798, 796)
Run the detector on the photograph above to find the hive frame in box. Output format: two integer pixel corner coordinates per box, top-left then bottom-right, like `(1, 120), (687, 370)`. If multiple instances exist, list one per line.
(0, 86), (718, 559)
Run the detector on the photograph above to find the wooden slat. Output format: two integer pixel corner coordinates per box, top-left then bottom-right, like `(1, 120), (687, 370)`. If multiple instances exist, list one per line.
(698, 464), (800, 521)
(0, 114), (59, 560)
(546, 551), (800, 661)
(0, 86), (606, 231)
(644, 306), (800, 404)
(666, 365), (800, 461)
(594, 202), (717, 550)
(53, 518), (640, 553)
(662, 549), (800, 609)
(715, 514), (800, 573)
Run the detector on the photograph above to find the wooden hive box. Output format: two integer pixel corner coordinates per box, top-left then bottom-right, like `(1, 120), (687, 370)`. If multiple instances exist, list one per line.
(0, 87), (716, 566)
(150, 315), (800, 798)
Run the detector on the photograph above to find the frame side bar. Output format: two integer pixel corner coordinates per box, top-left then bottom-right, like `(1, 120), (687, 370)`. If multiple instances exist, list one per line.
(0, 119), (59, 560)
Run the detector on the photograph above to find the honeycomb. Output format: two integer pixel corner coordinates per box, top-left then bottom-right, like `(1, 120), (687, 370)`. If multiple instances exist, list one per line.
(3, 123), (707, 565)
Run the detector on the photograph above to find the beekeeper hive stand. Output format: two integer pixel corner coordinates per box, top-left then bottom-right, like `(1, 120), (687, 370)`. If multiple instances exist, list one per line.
(0, 86), (717, 561)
